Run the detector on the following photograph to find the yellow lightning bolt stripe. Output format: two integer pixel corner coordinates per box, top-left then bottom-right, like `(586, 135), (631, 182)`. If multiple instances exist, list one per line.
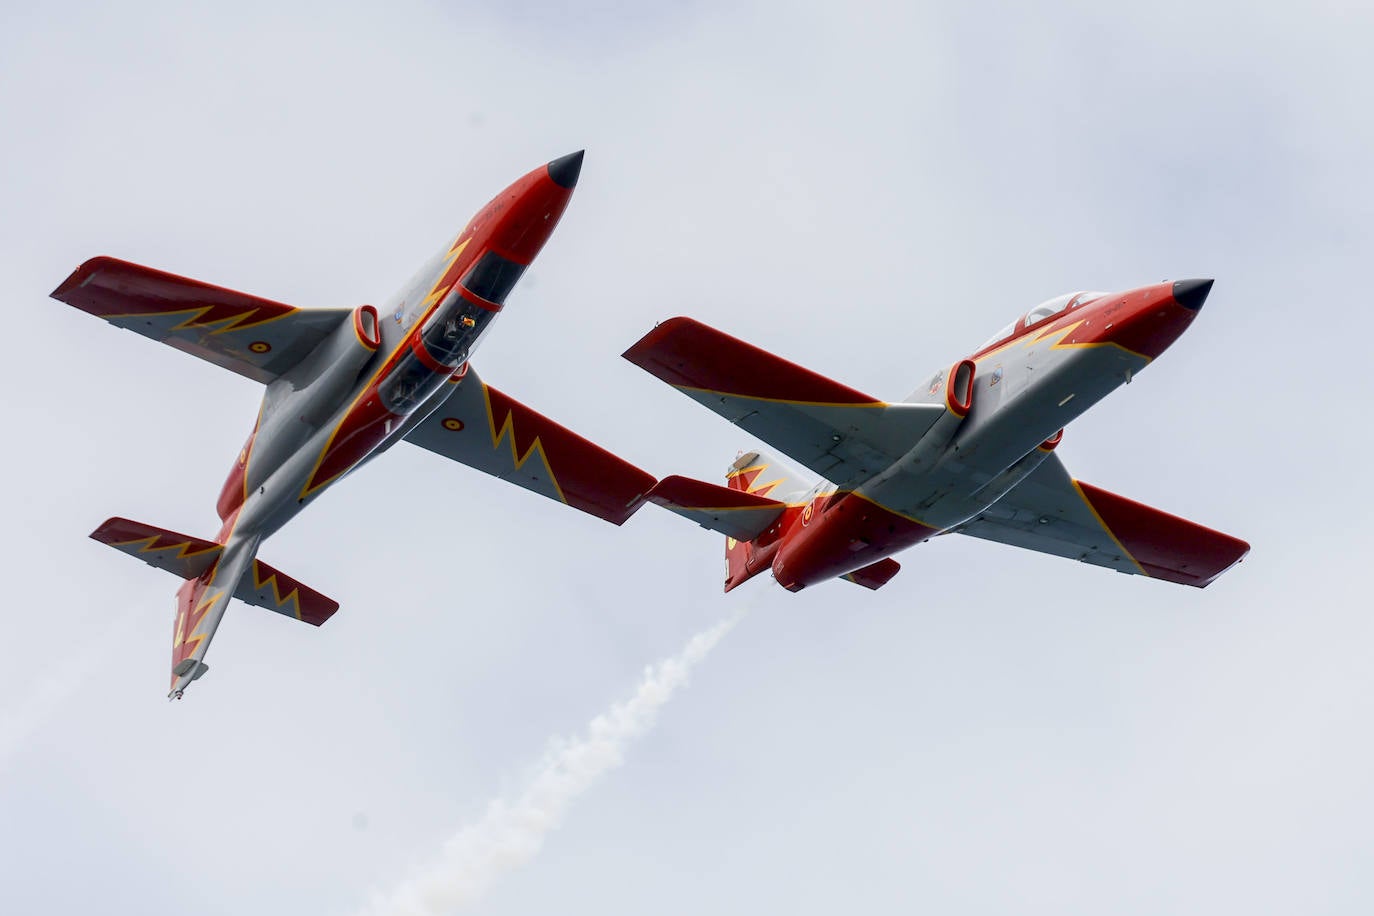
(176, 590), (225, 655)
(418, 237), (473, 310)
(299, 236), (474, 500)
(1044, 319), (1155, 361)
(726, 463), (788, 499)
(724, 463), (815, 513)
(248, 562), (305, 620)
(726, 463), (771, 482)
(482, 385), (569, 505)
(747, 477), (787, 497)
(103, 303), (299, 336)
(109, 534), (222, 562)
(973, 318), (1154, 364)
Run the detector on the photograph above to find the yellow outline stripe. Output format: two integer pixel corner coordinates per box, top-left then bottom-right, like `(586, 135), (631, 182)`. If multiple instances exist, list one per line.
(483, 384), (568, 505)
(1069, 479), (1147, 576)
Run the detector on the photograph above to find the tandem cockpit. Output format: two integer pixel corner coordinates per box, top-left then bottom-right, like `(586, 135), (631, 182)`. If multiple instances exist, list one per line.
(974, 291), (1108, 355)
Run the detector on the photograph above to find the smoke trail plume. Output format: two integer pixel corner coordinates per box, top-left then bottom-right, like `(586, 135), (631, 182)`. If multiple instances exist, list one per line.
(362, 612), (742, 915)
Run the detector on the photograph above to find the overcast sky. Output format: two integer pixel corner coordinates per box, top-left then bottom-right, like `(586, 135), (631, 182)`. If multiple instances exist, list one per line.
(3, 1), (1373, 913)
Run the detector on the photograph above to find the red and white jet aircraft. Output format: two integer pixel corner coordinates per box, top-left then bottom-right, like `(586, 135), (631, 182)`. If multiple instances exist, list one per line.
(56, 151), (655, 698)
(625, 281), (1248, 592)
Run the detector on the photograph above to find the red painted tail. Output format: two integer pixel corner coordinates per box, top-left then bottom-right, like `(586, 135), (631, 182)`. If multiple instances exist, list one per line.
(724, 451), (810, 591)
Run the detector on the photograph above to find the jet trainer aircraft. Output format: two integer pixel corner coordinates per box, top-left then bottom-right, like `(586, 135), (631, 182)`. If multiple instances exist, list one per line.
(56, 151), (656, 698)
(624, 281), (1248, 592)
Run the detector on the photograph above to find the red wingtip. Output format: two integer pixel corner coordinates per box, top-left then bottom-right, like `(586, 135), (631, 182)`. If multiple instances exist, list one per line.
(624, 317), (881, 405)
(1078, 483), (1249, 587)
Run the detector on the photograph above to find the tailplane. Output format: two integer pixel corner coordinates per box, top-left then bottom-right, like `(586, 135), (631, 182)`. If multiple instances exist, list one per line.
(91, 518), (339, 696)
(723, 451), (812, 590)
(642, 450), (816, 592)
(724, 450), (812, 503)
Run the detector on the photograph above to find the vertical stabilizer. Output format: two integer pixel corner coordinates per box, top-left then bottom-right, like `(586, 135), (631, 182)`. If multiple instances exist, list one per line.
(169, 534), (262, 698)
(724, 451), (812, 591)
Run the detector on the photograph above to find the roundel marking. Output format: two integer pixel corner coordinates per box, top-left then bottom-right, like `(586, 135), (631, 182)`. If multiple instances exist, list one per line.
(249, 341), (272, 354)
(726, 537), (738, 550)
(441, 417), (465, 432)
(801, 502), (815, 526)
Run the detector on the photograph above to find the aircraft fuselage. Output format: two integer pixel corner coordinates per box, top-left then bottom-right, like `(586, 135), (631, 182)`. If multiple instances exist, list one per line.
(770, 281), (1207, 589)
(214, 156), (582, 545)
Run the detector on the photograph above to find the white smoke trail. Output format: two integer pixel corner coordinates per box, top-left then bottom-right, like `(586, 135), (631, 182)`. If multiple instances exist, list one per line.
(361, 611), (744, 916)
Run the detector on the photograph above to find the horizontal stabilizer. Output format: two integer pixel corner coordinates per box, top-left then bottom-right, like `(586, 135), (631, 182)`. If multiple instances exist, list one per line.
(404, 365), (656, 525)
(841, 558), (902, 590)
(91, 518), (339, 624)
(624, 317), (946, 486)
(52, 256), (353, 384)
(647, 475), (787, 541)
(954, 455), (1249, 588)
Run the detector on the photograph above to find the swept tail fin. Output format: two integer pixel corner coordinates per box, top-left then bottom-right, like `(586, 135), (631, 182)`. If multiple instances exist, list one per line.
(168, 534), (260, 698)
(642, 450), (819, 592)
(721, 451), (810, 590)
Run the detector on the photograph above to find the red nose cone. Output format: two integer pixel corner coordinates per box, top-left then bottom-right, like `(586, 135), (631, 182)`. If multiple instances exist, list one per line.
(1077, 281), (1205, 360)
(478, 154), (582, 265)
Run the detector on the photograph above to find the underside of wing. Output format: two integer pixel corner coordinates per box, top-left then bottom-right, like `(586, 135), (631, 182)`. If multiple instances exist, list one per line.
(953, 453), (1249, 587)
(91, 518), (339, 625)
(91, 517), (222, 579)
(53, 256), (352, 383)
(624, 317), (945, 486)
(646, 475), (788, 541)
(404, 366), (656, 525)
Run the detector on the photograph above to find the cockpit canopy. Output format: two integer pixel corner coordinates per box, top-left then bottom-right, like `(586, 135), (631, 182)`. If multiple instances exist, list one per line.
(976, 291), (1108, 352)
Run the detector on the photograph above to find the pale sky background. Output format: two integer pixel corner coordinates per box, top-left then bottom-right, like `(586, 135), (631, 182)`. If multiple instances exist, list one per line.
(3, 1), (1373, 913)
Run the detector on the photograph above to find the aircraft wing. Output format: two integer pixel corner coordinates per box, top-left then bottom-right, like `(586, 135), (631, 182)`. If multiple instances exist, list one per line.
(52, 256), (352, 384)
(624, 317), (945, 487)
(645, 475), (788, 541)
(952, 453), (1249, 587)
(403, 366), (656, 525)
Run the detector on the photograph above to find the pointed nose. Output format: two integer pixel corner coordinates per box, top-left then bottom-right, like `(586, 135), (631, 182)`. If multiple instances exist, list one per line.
(1172, 278), (1214, 311)
(547, 150), (585, 189)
